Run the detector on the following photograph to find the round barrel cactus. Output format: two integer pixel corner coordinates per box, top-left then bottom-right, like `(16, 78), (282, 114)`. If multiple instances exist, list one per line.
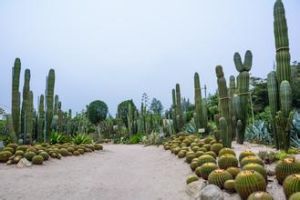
(239, 150), (256, 162)
(275, 157), (300, 184)
(219, 148), (236, 157)
(235, 170), (266, 200)
(247, 192), (273, 200)
(197, 162), (218, 180)
(283, 174), (300, 198)
(208, 169), (233, 189)
(243, 163), (267, 180)
(218, 154), (239, 169)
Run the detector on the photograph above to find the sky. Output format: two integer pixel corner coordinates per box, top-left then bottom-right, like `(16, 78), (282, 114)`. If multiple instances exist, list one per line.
(0, 0), (299, 116)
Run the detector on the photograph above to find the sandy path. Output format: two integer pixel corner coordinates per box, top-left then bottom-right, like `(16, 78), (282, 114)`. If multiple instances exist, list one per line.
(0, 144), (190, 200)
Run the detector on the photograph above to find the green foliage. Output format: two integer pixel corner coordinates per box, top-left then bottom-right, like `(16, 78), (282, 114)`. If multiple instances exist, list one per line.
(149, 98), (163, 115)
(291, 62), (300, 108)
(128, 133), (143, 144)
(87, 100), (108, 125)
(250, 77), (269, 114)
(245, 120), (272, 145)
(117, 100), (137, 128)
(72, 134), (92, 145)
(50, 132), (68, 144)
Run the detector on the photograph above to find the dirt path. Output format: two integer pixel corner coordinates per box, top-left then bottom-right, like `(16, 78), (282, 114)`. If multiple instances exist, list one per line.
(0, 144), (190, 200)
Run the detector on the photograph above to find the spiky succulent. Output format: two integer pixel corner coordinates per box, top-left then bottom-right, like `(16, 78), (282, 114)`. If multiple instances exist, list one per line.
(210, 143), (223, 155)
(275, 157), (300, 184)
(226, 167), (241, 179)
(204, 151), (217, 159)
(239, 150), (256, 162)
(208, 169), (233, 189)
(283, 174), (300, 199)
(247, 192), (273, 200)
(235, 170), (266, 200)
(196, 162), (218, 180)
(218, 154), (238, 169)
(243, 163), (267, 180)
(32, 155), (44, 165)
(186, 152), (197, 163)
(240, 156), (264, 167)
(224, 180), (236, 193)
(219, 148), (236, 157)
(197, 155), (216, 167)
(186, 175), (199, 184)
(289, 192), (300, 200)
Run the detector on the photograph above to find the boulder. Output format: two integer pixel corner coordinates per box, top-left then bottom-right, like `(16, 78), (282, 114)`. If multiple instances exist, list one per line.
(17, 158), (32, 168)
(199, 184), (224, 200)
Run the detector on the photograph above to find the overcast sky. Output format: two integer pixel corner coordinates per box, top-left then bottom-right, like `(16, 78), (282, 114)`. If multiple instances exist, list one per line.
(0, 0), (299, 115)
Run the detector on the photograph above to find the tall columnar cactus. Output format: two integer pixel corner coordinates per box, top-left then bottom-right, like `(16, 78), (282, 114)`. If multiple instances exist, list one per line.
(54, 95), (59, 115)
(267, 0), (293, 151)
(267, 71), (280, 149)
(229, 75), (237, 139)
(127, 102), (133, 136)
(38, 95), (45, 142)
(274, 0), (291, 84)
(176, 83), (184, 131)
(276, 81), (293, 151)
(194, 72), (203, 130)
(11, 58), (21, 140)
(171, 89), (178, 132)
(21, 69), (31, 144)
(45, 69), (55, 141)
(234, 50), (252, 144)
(215, 66), (232, 147)
(27, 91), (33, 144)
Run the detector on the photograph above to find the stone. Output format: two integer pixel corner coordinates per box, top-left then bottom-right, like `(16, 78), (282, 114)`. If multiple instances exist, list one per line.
(185, 179), (207, 199)
(17, 158), (32, 168)
(199, 184), (224, 200)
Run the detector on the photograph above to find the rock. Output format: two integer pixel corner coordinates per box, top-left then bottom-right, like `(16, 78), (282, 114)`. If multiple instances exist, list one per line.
(186, 179), (207, 199)
(224, 192), (241, 200)
(199, 184), (224, 200)
(17, 158), (32, 168)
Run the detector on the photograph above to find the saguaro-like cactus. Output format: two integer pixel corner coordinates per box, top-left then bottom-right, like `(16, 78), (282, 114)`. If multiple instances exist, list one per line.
(21, 69), (31, 144)
(194, 72), (203, 130)
(229, 75), (237, 139)
(215, 65), (232, 147)
(45, 69), (55, 141)
(54, 95), (59, 115)
(11, 58), (21, 139)
(176, 83), (184, 131)
(27, 91), (33, 144)
(234, 50), (252, 144)
(38, 95), (45, 142)
(127, 102), (133, 136)
(274, 0), (291, 84)
(171, 89), (178, 132)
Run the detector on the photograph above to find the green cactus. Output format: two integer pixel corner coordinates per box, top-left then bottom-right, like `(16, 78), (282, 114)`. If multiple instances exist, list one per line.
(240, 156), (264, 167)
(274, 0), (291, 84)
(235, 170), (266, 200)
(229, 75), (237, 139)
(219, 148), (236, 157)
(275, 157), (300, 185)
(239, 150), (256, 162)
(218, 154), (238, 169)
(186, 175), (199, 184)
(21, 69), (31, 144)
(38, 95), (45, 142)
(283, 174), (300, 199)
(208, 169), (233, 189)
(289, 192), (300, 200)
(234, 51), (252, 144)
(247, 192), (273, 200)
(196, 162), (218, 180)
(224, 180), (236, 193)
(194, 72), (203, 130)
(27, 91), (33, 144)
(226, 167), (241, 179)
(243, 163), (267, 180)
(210, 143), (223, 155)
(175, 83), (184, 131)
(11, 58), (21, 140)
(267, 71), (280, 149)
(54, 95), (59, 115)
(45, 69), (55, 141)
(197, 154), (216, 167)
(215, 65), (232, 147)
(32, 155), (44, 165)
(127, 102), (133, 136)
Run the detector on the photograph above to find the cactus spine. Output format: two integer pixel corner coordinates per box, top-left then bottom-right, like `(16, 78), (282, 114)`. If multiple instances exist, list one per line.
(11, 58), (21, 140)
(175, 83), (184, 131)
(234, 50), (252, 144)
(45, 69), (55, 141)
(38, 95), (45, 142)
(215, 65), (232, 147)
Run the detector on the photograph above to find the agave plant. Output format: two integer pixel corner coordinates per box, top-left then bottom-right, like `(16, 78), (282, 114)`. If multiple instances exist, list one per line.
(72, 134), (92, 145)
(183, 119), (197, 133)
(291, 111), (300, 148)
(50, 132), (66, 144)
(245, 120), (272, 145)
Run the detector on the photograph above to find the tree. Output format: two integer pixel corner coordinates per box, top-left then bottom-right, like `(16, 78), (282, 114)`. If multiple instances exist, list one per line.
(150, 98), (163, 115)
(117, 100), (136, 127)
(250, 76), (269, 114)
(87, 100), (108, 126)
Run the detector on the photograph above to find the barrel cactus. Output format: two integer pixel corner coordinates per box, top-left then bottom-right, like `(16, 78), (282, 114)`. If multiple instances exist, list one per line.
(208, 169), (233, 189)
(275, 157), (300, 184)
(218, 154), (238, 169)
(219, 148), (236, 157)
(24, 151), (36, 161)
(32, 155), (44, 165)
(186, 175), (199, 184)
(226, 167), (241, 179)
(239, 150), (256, 162)
(197, 154), (216, 167)
(235, 170), (267, 200)
(224, 180), (236, 193)
(289, 192), (300, 200)
(247, 192), (273, 200)
(240, 156), (264, 167)
(243, 163), (267, 180)
(283, 174), (300, 199)
(0, 151), (13, 162)
(196, 162), (218, 180)
(210, 143), (223, 155)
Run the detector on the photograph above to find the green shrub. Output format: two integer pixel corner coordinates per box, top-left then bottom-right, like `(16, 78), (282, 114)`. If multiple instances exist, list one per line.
(129, 133), (143, 144)
(72, 134), (92, 145)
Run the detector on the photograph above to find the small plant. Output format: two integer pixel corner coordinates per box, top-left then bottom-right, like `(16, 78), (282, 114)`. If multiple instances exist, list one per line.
(50, 132), (66, 144)
(72, 134), (92, 145)
(128, 133), (143, 144)
(245, 120), (272, 145)
(258, 151), (278, 164)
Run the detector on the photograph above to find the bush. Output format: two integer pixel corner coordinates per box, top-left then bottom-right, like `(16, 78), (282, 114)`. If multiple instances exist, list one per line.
(72, 134), (92, 145)
(129, 133), (143, 144)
